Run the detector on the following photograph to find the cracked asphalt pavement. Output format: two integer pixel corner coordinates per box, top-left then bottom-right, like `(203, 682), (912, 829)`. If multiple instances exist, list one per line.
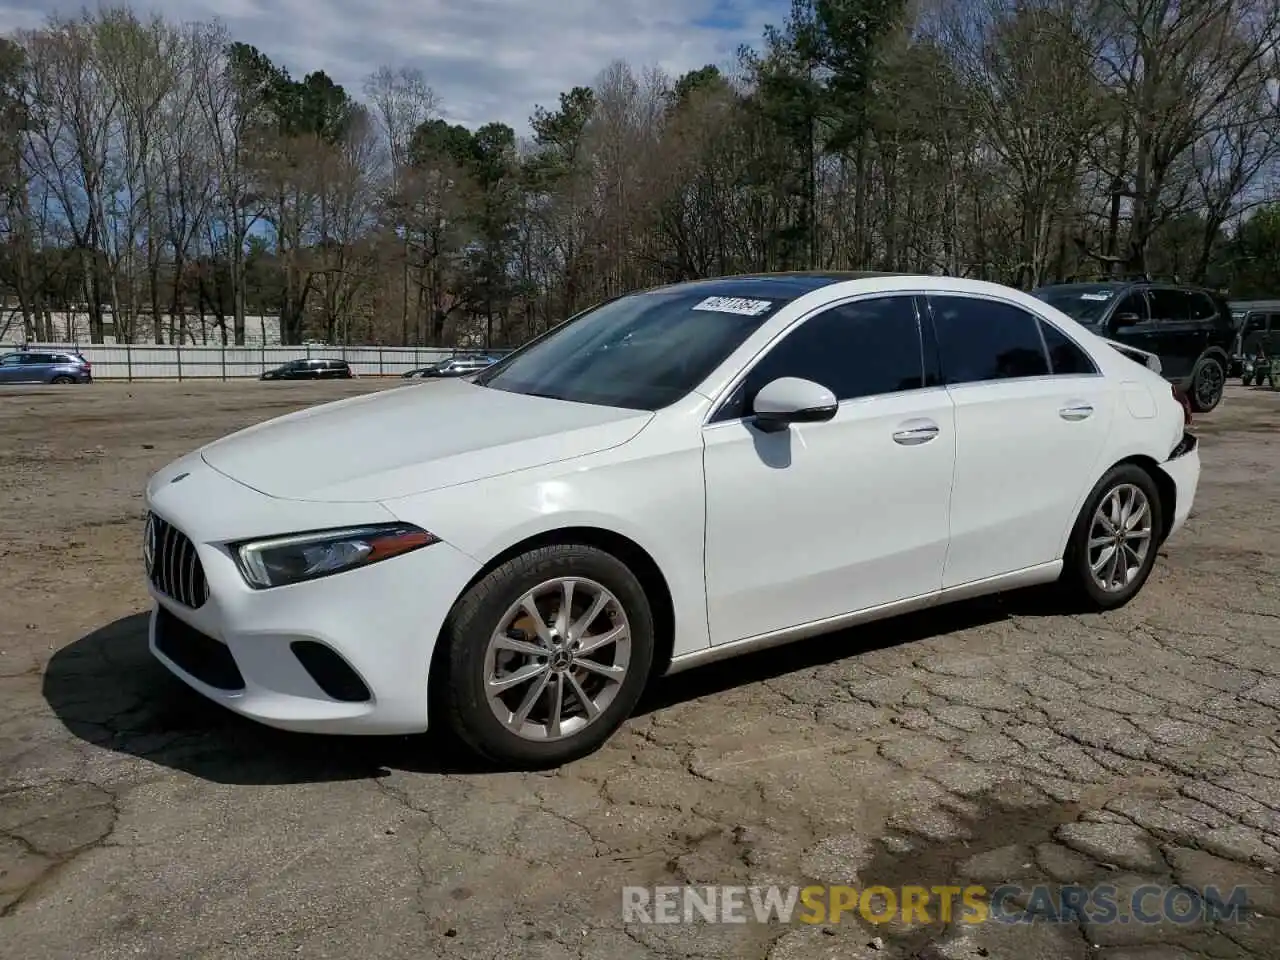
(1, 379), (1279, 960)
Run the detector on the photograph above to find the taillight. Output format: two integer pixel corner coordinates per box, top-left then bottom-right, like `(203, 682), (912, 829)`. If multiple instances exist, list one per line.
(1172, 384), (1192, 425)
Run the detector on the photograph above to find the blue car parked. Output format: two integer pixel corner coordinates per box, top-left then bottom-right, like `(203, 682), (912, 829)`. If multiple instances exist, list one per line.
(0, 349), (93, 384)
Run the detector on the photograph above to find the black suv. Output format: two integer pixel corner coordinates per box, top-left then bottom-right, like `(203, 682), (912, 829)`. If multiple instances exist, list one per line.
(260, 358), (353, 381)
(1030, 279), (1235, 412)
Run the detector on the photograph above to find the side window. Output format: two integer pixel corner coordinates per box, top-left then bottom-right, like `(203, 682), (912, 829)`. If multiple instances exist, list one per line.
(0, 354), (20, 366)
(714, 295), (925, 421)
(1113, 291), (1149, 322)
(1038, 320), (1097, 375)
(1188, 293), (1217, 322)
(928, 296), (1050, 384)
(1148, 290), (1189, 322)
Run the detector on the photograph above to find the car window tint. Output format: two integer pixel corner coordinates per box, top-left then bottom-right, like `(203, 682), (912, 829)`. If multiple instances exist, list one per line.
(928, 296), (1050, 384)
(1148, 290), (1188, 321)
(1038, 320), (1097, 375)
(717, 296), (924, 420)
(1113, 291), (1149, 321)
(0, 354), (19, 365)
(476, 287), (794, 410)
(1188, 293), (1217, 322)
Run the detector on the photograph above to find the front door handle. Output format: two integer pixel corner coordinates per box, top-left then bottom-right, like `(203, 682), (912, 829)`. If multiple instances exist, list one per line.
(892, 420), (940, 445)
(1059, 403), (1094, 421)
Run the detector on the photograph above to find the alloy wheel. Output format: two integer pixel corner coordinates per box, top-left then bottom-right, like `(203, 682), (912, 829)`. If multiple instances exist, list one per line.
(483, 576), (631, 741)
(1087, 483), (1154, 593)
(1195, 361), (1223, 409)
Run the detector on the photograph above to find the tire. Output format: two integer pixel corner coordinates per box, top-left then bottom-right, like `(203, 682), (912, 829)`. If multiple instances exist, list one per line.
(435, 543), (655, 768)
(50, 375), (75, 384)
(1061, 463), (1164, 611)
(1188, 356), (1225, 413)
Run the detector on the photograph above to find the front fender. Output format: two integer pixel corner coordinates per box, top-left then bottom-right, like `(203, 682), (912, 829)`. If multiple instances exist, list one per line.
(380, 435), (712, 659)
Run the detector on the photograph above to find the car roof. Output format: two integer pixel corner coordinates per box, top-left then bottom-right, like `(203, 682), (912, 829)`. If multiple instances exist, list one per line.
(1034, 281), (1132, 292)
(642, 271), (915, 301)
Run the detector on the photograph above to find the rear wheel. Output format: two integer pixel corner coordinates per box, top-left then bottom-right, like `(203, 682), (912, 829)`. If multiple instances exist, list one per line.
(1189, 356), (1224, 412)
(50, 375), (75, 384)
(1061, 464), (1164, 611)
(436, 543), (654, 768)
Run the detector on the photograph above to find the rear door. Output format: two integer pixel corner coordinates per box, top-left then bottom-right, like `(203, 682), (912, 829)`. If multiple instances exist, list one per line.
(20, 353), (56, 382)
(1187, 290), (1224, 356)
(1145, 288), (1198, 379)
(924, 293), (1115, 587)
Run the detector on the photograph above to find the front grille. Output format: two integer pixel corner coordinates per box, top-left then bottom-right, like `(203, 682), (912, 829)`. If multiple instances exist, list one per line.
(154, 606), (244, 690)
(145, 512), (209, 609)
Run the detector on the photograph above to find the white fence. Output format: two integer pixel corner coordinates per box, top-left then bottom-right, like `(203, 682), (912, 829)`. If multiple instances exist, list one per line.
(0, 310), (285, 346)
(12, 343), (512, 381)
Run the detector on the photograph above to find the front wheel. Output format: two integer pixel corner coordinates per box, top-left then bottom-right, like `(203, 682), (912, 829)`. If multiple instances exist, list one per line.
(1189, 356), (1225, 413)
(1061, 464), (1164, 611)
(435, 544), (655, 768)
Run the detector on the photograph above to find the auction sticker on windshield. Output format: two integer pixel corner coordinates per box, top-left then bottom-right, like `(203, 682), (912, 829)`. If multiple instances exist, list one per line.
(692, 296), (775, 317)
(1080, 292), (1113, 301)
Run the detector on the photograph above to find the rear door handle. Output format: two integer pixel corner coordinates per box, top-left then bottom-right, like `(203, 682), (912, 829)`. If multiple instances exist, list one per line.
(1059, 403), (1094, 421)
(892, 419), (940, 445)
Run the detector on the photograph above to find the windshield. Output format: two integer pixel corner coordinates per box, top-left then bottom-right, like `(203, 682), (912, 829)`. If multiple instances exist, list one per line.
(1030, 285), (1118, 326)
(473, 288), (789, 409)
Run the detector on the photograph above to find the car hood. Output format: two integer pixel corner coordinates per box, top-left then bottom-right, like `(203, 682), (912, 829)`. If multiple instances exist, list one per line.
(198, 379), (653, 502)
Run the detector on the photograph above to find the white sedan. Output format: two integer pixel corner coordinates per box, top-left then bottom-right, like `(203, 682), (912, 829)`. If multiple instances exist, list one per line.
(142, 273), (1200, 766)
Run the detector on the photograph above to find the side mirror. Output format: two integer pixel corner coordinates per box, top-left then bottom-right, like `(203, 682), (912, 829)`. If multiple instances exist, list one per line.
(751, 377), (838, 432)
(1112, 311), (1141, 330)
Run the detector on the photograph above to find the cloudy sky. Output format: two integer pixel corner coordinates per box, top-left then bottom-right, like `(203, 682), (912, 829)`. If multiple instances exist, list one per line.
(0, 0), (787, 133)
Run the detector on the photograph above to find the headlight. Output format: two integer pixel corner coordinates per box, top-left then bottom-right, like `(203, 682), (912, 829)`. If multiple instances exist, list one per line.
(233, 523), (439, 589)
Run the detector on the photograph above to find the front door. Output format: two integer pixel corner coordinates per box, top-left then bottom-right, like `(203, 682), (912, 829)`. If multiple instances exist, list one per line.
(701, 294), (957, 645)
(0, 354), (23, 383)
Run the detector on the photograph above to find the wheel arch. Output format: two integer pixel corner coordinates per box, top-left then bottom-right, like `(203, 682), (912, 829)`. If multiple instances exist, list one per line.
(435, 525), (677, 681)
(1199, 345), (1230, 365)
(1110, 454), (1177, 545)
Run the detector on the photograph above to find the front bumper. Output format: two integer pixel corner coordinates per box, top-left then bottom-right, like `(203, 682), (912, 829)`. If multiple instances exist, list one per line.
(145, 456), (482, 734)
(1158, 431), (1200, 541)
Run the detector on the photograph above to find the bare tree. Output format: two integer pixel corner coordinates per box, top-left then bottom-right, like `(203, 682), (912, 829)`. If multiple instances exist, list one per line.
(1088, 0), (1280, 272)
(22, 15), (118, 342)
(947, 0), (1105, 286)
(190, 22), (264, 344)
(365, 65), (438, 342)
